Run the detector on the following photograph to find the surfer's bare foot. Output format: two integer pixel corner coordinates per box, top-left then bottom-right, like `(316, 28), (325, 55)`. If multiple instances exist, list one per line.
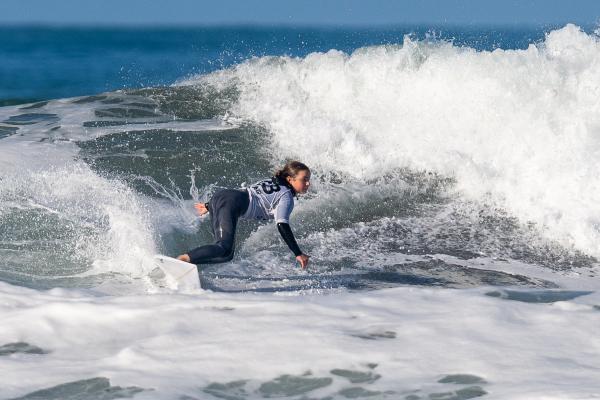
(194, 202), (209, 216)
(177, 254), (191, 263)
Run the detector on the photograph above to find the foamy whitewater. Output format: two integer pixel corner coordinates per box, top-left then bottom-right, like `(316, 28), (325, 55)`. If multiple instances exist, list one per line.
(1, 24), (600, 399)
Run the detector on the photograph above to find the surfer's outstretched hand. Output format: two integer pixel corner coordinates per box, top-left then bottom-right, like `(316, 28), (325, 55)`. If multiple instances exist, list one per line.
(296, 254), (310, 269)
(194, 202), (209, 216)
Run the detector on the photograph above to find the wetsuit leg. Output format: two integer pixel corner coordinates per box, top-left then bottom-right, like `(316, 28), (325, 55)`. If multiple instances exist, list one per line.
(187, 189), (249, 265)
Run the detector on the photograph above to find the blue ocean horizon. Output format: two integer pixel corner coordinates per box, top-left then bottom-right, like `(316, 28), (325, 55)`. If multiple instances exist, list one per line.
(0, 23), (586, 105)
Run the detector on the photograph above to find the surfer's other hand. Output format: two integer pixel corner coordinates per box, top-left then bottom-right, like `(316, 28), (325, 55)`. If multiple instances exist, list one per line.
(194, 202), (209, 216)
(296, 254), (310, 269)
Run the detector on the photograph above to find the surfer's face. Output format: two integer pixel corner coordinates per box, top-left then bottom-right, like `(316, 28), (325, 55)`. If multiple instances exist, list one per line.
(287, 170), (311, 194)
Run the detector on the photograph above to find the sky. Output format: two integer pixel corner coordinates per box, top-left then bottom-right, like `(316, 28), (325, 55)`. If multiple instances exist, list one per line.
(1, 0), (600, 26)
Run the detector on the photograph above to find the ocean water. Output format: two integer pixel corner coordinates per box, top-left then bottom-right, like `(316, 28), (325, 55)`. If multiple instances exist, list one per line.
(1, 24), (600, 399)
(0, 25), (559, 105)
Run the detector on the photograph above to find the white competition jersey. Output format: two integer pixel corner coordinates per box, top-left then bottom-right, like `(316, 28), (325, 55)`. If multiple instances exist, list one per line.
(242, 178), (295, 223)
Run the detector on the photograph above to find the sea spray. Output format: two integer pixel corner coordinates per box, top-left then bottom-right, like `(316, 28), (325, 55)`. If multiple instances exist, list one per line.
(0, 162), (157, 288)
(182, 24), (600, 258)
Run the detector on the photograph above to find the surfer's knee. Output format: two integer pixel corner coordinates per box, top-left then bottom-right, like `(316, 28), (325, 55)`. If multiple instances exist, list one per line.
(223, 251), (235, 262)
(177, 254), (191, 263)
(213, 242), (234, 262)
(216, 240), (234, 255)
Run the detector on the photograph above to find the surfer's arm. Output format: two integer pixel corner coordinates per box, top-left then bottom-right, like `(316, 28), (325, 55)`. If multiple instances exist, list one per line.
(277, 222), (309, 268)
(277, 222), (302, 257)
(274, 192), (309, 267)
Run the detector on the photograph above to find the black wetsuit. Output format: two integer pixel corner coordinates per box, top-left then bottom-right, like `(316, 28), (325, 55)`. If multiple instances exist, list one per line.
(186, 186), (302, 265)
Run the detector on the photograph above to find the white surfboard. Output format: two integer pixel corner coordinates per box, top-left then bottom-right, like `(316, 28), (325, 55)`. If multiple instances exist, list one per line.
(150, 255), (201, 290)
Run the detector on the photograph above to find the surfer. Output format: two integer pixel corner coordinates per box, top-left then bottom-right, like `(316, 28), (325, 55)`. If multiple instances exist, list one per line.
(177, 161), (311, 269)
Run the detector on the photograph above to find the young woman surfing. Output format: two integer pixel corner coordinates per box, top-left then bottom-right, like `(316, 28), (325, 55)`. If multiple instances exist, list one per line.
(177, 161), (311, 269)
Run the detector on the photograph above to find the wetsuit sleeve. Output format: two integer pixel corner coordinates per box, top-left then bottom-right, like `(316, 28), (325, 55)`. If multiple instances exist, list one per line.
(277, 223), (302, 257)
(274, 191), (294, 224)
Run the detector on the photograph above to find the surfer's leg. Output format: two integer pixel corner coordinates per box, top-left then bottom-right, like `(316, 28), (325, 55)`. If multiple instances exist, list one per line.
(187, 210), (236, 263)
(185, 189), (249, 265)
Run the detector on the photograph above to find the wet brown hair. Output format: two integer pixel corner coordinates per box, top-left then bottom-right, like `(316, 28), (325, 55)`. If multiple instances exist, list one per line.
(274, 161), (310, 190)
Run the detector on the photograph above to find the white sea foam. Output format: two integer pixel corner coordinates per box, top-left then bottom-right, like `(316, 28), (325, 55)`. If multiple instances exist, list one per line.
(182, 24), (600, 258)
(1, 280), (599, 399)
